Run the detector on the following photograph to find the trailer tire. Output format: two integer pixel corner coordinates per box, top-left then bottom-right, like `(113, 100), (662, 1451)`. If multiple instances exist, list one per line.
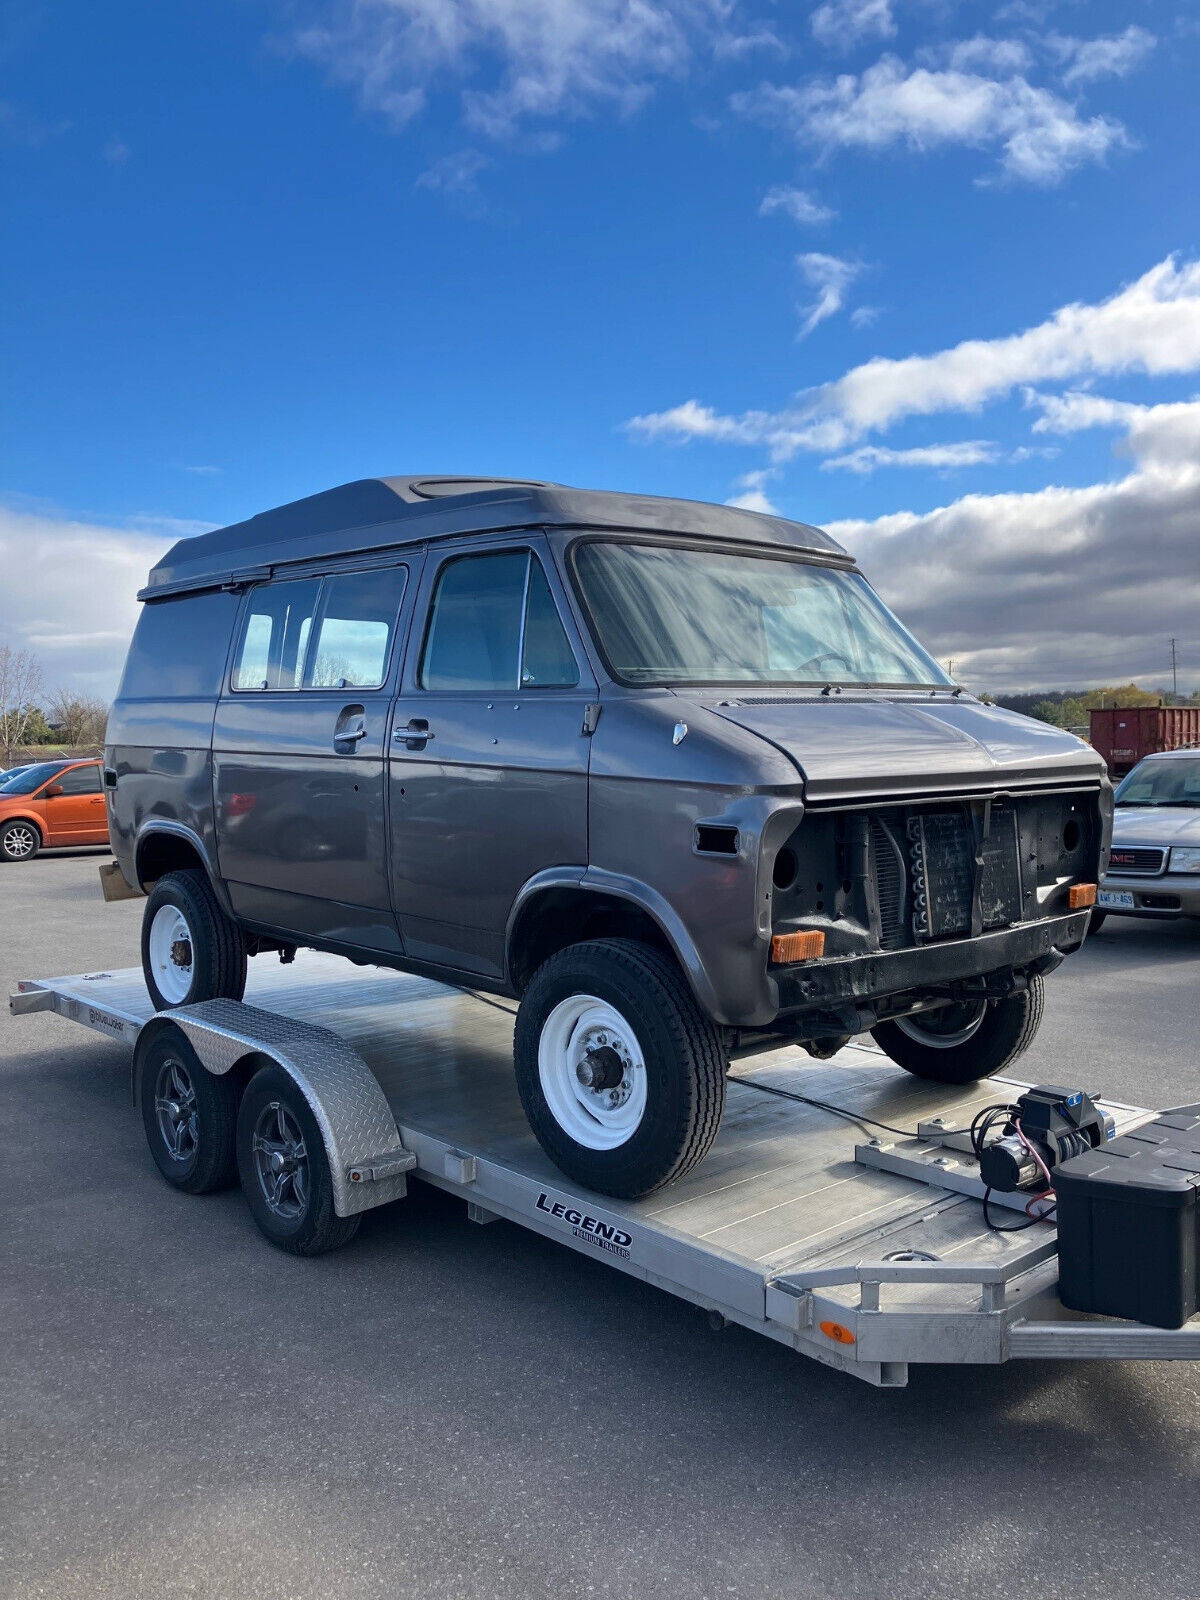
(514, 939), (727, 1199)
(871, 975), (1044, 1085)
(141, 868), (247, 1011)
(1089, 910), (1107, 934)
(139, 1030), (239, 1194)
(236, 1066), (360, 1255)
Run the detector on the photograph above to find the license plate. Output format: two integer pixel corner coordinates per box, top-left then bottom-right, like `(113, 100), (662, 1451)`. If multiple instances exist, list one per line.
(1098, 889), (1135, 910)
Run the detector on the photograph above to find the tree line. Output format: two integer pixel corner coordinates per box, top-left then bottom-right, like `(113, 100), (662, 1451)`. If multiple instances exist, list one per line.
(987, 683), (1200, 734)
(0, 645), (108, 764)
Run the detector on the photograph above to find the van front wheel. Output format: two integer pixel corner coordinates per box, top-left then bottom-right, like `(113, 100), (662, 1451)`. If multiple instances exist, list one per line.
(141, 869), (248, 1011)
(871, 975), (1044, 1085)
(514, 939), (727, 1199)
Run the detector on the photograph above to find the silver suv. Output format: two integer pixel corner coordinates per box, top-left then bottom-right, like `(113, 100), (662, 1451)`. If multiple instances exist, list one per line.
(106, 476), (1109, 1197)
(1094, 750), (1200, 928)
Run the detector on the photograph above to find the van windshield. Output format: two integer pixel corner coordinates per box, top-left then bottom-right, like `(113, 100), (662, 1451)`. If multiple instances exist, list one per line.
(572, 541), (952, 689)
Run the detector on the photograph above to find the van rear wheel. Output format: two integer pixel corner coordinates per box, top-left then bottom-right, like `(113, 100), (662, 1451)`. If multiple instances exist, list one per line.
(870, 976), (1044, 1086)
(514, 939), (727, 1199)
(141, 868), (247, 1011)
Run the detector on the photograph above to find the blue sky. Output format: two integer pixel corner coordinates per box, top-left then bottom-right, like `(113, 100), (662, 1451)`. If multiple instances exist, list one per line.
(3, 0), (1199, 694)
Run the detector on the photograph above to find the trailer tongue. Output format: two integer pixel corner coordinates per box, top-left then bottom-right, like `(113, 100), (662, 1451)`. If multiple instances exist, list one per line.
(11, 954), (1200, 1387)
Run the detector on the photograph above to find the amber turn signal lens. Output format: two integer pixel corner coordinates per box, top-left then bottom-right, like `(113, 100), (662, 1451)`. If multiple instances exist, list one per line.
(770, 929), (826, 965)
(1068, 883), (1098, 909)
(819, 1320), (856, 1345)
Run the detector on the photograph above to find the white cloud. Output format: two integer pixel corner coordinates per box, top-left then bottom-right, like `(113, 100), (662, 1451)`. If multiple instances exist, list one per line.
(1024, 388), (1143, 434)
(290, 0), (724, 138)
(713, 26), (786, 60)
(759, 183), (834, 224)
(825, 400), (1200, 690)
(0, 506), (177, 698)
(629, 257), (1200, 459)
(416, 148), (491, 194)
(1050, 26), (1156, 88)
(796, 251), (862, 335)
(822, 439), (999, 472)
(725, 469), (780, 512)
(810, 0), (895, 51)
(736, 53), (1128, 184)
(941, 37), (1032, 76)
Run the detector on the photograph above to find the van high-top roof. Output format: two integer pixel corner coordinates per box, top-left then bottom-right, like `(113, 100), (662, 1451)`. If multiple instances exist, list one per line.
(140, 476), (849, 598)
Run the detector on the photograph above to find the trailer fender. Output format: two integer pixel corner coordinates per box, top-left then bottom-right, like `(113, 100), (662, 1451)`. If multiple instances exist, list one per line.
(133, 1001), (415, 1216)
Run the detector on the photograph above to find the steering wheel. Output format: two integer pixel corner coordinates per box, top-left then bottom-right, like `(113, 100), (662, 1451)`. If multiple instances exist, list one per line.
(796, 650), (854, 676)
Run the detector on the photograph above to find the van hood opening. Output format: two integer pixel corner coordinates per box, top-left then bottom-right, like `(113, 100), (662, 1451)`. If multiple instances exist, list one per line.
(690, 692), (1103, 806)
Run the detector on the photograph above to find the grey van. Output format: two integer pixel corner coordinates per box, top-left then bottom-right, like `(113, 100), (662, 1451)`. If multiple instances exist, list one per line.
(106, 476), (1109, 1201)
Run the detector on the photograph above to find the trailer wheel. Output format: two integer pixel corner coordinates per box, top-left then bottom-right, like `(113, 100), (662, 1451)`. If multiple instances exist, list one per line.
(141, 868), (247, 1011)
(236, 1066), (360, 1255)
(871, 975), (1044, 1085)
(0, 819), (41, 862)
(514, 939), (727, 1199)
(138, 1030), (239, 1194)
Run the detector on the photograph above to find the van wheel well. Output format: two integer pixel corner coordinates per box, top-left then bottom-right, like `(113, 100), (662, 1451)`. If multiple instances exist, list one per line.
(508, 888), (674, 995)
(136, 831), (207, 891)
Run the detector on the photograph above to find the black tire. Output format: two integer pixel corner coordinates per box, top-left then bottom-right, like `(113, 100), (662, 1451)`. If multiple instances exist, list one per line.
(870, 975), (1044, 1086)
(514, 939), (727, 1199)
(138, 1029), (240, 1194)
(1089, 910), (1107, 934)
(141, 868), (247, 1011)
(236, 1066), (361, 1255)
(0, 818), (41, 862)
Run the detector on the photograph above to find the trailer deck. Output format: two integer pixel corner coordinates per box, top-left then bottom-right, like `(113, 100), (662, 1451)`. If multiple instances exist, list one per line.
(13, 953), (1200, 1386)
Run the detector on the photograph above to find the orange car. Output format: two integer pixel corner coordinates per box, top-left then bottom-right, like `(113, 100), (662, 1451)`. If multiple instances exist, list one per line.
(0, 759), (110, 862)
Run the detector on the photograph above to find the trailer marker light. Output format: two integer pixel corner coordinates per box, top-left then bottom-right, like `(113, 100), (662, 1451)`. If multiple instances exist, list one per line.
(770, 930), (825, 964)
(819, 1320), (855, 1345)
(1068, 883), (1097, 910)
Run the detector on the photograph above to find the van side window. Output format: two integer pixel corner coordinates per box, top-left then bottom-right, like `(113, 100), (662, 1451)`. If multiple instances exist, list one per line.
(521, 560), (579, 688)
(421, 552), (579, 692)
(117, 592), (242, 699)
(232, 580), (321, 690)
(55, 764), (102, 795)
(421, 552), (528, 691)
(304, 567), (408, 689)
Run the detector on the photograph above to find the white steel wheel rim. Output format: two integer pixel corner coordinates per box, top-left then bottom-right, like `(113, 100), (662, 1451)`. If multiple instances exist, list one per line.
(4, 824), (36, 859)
(895, 999), (988, 1050)
(148, 904), (195, 1005)
(538, 994), (648, 1151)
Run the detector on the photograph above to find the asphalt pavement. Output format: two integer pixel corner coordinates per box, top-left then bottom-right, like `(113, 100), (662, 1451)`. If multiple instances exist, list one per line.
(3, 851), (1199, 1600)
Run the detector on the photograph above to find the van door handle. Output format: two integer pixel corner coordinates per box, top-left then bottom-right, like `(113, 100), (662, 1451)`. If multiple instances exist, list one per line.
(333, 711), (367, 753)
(395, 718), (434, 751)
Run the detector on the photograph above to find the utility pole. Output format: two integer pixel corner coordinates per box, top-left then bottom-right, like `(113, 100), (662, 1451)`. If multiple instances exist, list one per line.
(1170, 637), (1178, 702)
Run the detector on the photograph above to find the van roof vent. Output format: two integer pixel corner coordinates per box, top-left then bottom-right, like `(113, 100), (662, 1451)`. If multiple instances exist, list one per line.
(406, 477), (552, 499)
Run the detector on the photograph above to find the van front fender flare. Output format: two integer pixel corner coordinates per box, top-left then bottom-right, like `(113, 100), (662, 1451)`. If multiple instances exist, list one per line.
(506, 865), (726, 1022)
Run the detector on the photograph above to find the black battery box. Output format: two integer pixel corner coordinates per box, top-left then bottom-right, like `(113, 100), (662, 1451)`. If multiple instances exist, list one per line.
(1055, 1104), (1200, 1330)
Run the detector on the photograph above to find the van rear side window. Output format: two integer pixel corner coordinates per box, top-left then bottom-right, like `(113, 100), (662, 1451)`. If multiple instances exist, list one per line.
(232, 580), (321, 690)
(116, 591), (242, 700)
(305, 568), (408, 688)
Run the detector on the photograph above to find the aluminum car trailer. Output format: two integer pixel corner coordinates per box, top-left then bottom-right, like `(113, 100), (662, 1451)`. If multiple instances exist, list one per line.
(12, 953), (1200, 1388)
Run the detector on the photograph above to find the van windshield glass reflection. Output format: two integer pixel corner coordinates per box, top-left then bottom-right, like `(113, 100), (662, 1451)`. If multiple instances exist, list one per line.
(572, 542), (951, 688)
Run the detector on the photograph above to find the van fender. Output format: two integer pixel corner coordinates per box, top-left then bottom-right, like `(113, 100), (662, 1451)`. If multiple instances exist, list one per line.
(134, 1004), (415, 1217)
(134, 820), (237, 920)
(505, 865), (725, 1021)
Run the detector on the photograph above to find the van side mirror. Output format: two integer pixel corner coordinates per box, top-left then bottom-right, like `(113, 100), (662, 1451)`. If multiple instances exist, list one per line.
(43, 783), (64, 798)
